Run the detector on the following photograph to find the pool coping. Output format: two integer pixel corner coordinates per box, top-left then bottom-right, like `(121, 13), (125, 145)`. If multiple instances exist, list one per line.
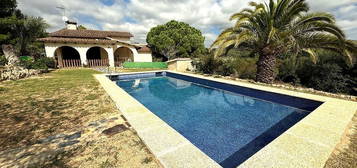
(95, 70), (357, 168)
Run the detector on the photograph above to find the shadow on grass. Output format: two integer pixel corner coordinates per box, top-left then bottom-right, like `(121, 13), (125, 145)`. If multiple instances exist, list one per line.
(0, 69), (113, 151)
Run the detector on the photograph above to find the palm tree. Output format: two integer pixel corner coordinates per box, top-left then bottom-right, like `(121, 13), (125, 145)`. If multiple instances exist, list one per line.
(211, 0), (356, 83)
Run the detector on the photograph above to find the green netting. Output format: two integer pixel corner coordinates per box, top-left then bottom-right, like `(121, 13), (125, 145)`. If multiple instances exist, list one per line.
(123, 62), (168, 69)
(19, 56), (32, 61)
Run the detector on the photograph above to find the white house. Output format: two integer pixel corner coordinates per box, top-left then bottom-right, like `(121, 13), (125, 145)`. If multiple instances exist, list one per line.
(38, 21), (152, 68)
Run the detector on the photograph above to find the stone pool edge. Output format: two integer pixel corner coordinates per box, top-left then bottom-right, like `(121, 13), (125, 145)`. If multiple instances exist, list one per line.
(95, 71), (357, 168)
(168, 71), (357, 168)
(94, 72), (222, 168)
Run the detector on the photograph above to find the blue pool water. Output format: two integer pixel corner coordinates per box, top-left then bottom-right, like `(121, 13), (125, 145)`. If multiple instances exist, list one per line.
(113, 72), (321, 167)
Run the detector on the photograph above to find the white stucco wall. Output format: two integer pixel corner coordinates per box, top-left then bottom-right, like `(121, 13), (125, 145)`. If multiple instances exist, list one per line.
(44, 45), (58, 58)
(44, 43), (113, 65)
(167, 58), (193, 72)
(107, 46), (115, 67)
(67, 24), (77, 30)
(44, 42), (153, 67)
(136, 53), (153, 62)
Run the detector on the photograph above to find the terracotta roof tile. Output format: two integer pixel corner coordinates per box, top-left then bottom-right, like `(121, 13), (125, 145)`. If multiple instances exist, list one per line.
(38, 37), (117, 44)
(49, 29), (133, 39)
(137, 46), (151, 53)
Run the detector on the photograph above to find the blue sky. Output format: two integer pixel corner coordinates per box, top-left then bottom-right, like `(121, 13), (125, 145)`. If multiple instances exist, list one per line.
(18, 0), (357, 46)
(100, 0), (116, 6)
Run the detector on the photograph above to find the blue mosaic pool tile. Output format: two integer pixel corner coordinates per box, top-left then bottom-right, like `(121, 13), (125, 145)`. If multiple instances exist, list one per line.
(112, 72), (322, 168)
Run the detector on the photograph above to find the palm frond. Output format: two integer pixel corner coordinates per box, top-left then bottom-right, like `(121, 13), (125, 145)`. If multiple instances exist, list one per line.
(302, 48), (318, 63)
(214, 40), (236, 57)
(212, 0), (356, 66)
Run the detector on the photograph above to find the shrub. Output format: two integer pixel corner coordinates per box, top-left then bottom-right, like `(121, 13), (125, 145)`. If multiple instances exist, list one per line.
(297, 62), (350, 94)
(0, 55), (7, 66)
(215, 58), (234, 76)
(192, 54), (220, 74)
(31, 58), (47, 70)
(18, 56), (55, 70)
(36, 57), (56, 69)
(216, 57), (257, 79)
(346, 65), (357, 95)
(232, 57), (257, 79)
(193, 54), (257, 79)
(277, 59), (300, 84)
(19, 56), (35, 69)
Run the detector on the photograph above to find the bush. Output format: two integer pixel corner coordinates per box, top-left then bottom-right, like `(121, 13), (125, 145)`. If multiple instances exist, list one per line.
(297, 62), (350, 94)
(346, 65), (357, 95)
(36, 57), (56, 69)
(0, 55), (7, 66)
(231, 57), (257, 79)
(277, 59), (300, 84)
(194, 49), (355, 95)
(31, 58), (48, 70)
(215, 58), (234, 76)
(193, 54), (257, 79)
(192, 54), (220, 74)
(19, 56), (55, 70)
(19, 56), (35, 69)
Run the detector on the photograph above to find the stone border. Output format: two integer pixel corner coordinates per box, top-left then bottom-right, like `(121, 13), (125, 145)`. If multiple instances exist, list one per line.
(95, 71), (357, 168)
(94, 73), (221, 168)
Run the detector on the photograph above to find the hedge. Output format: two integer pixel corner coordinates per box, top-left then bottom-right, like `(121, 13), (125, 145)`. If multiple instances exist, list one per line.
(123, 62), (168, 69)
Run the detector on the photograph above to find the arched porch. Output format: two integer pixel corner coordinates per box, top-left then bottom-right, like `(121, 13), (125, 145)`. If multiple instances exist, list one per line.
(86, 46), (109, 67)
(54, 46), (81, 68)
(114, 47), (133, 67)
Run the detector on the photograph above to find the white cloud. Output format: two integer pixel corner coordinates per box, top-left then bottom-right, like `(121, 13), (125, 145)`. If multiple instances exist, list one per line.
(203, 32), (219, 47)
(308, 0), (356, 11)
(17, 0), (357, 47)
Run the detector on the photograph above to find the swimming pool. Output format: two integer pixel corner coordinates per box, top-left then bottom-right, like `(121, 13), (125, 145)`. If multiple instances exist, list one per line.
(111, 72), (322, 167)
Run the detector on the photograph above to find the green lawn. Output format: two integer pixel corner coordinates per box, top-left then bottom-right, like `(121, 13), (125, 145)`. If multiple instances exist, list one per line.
(0, 69), (159, 167)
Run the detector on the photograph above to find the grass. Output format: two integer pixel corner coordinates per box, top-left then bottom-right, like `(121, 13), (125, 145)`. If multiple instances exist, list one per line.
(0, 69), (107, 150)
(0, 68), (159, 167)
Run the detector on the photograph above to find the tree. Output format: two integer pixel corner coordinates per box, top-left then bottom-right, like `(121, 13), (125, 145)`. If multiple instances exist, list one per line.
(0, 0), (23, 44)
(78, 25), (87, 30)
(13, 16), (48, 56)
(0, 0), (17, 16)
(0, 0), (48, 56)
(147, 20), (205, 60)
(211, 0), (356, 83)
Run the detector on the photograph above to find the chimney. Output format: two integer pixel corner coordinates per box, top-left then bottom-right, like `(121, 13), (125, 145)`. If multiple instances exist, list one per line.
(65, 20), (77, 30)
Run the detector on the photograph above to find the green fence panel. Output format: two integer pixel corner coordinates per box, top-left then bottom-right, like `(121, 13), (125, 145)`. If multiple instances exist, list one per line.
(19, 56), (32, 61)
(123, 62), (168, 69)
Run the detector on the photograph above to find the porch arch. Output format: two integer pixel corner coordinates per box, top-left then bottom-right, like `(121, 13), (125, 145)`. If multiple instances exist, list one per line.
(114, 47), (133, 67)
(54, 46), (81, 68)
(54, 46), (80, 60)
(86, 46), (109, 67)
(86, 46), (108, 60)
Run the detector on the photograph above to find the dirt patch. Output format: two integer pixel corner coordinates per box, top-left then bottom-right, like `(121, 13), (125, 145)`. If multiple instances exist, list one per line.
(102, 124), (128, 136)
(324, 111), (357, 168)
(65, 130), (160, 168)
